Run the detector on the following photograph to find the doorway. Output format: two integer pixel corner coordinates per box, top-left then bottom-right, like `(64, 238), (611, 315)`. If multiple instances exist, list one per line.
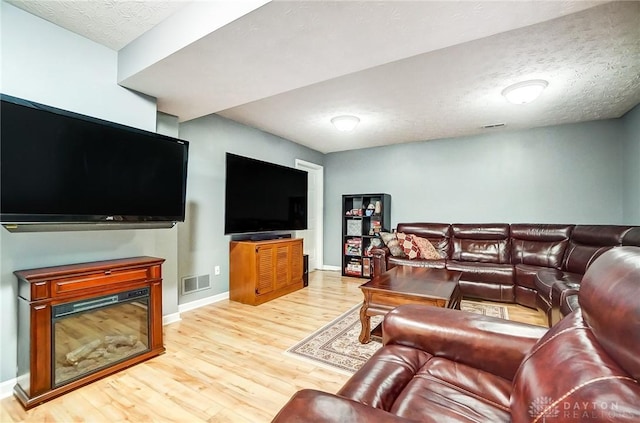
(295, 159), (323, 271)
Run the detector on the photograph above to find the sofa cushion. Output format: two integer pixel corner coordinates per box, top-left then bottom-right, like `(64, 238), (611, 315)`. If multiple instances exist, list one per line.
(510, 224), (572, 268)
(388, 256), (446, 269)
(338, 343), (511, 422)
(446, 261), (514, 302)
(563, 244), (611, 274)
(451, 223), (510, 264)
(379, 232), (405, 257)
(460, 280), (516, 303)
(445, 261), (513, 285)
(396, 232), (420, 259)
(389, 357), (511, 422)
(571, 225), (639, 246)
(412, 235), (441, 259)
(338, 344), (431, 411)
(622, 227), (640, 246)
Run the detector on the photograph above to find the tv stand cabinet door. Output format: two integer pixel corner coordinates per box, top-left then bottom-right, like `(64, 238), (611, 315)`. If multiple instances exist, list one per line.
(288, 240), (304, 287)
(229, 238), (304, 306)
(256, 245), (276, 295)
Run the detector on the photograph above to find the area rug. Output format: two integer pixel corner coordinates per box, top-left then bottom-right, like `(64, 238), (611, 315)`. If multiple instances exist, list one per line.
(285, 301), (509, 374)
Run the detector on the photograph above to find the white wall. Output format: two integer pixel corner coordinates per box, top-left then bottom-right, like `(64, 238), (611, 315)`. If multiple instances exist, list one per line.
(0, 3), (178, 385)
(623, 105), (640, 224)
(324, 119), (627, 267)
(177, 114), (324, 303)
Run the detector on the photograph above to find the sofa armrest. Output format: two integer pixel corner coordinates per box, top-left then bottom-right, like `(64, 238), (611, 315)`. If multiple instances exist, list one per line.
(382, 304), (547, 381)
(370, 247), (390, 277)
(551, 280), (581, 303)
(271, 389), (416, 423)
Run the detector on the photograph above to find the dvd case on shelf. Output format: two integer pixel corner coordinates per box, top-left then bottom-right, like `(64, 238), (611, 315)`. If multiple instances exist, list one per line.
(344, 238), (362, 256)
(345, 257), (362, 276)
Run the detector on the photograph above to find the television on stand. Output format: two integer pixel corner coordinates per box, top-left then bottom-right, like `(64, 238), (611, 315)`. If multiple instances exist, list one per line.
(224, 153), (308, 238)
(0, 94), (189, 232)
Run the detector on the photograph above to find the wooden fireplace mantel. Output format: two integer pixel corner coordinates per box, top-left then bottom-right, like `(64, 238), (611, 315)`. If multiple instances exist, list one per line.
(14, 256), (166, 409)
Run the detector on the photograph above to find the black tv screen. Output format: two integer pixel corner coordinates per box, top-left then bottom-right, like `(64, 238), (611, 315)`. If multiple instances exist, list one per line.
(225, 153), (308, 234)
(0, 94), (189, 229)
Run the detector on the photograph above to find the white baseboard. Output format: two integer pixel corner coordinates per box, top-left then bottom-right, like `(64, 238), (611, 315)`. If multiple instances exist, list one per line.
(162, 312), (182, 326)
(178, 291), (229, 313)
(0, 377), (16, 400)
(164, 292), (231, 326)
(321, 265), (340, 271)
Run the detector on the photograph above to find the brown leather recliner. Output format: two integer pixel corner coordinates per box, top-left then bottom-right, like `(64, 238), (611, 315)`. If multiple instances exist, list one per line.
(272, 247), (640, 422)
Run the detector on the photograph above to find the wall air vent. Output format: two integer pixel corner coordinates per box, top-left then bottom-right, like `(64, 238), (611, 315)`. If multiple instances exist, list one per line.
(482, 123), (506, 129)
(181, 274), (211, 294)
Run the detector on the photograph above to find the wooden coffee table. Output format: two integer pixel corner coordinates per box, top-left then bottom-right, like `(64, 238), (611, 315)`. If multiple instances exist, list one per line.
(359, 266), (462, 343)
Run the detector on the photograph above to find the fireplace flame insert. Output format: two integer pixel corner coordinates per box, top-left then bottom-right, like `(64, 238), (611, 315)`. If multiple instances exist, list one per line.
(52, 287), (150, 387)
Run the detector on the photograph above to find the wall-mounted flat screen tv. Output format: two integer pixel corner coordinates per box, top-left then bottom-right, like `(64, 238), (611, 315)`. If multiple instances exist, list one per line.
(0, 94), (189, 231)
(225, 153), (308, 235)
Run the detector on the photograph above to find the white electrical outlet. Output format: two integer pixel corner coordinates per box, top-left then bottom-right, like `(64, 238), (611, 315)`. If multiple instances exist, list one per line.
(214, 265), (221, 275)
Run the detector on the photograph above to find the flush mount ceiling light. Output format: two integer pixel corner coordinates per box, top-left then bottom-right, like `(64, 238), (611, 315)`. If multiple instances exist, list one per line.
(501, 79), (548, 105)
(331, 115), (360, 131)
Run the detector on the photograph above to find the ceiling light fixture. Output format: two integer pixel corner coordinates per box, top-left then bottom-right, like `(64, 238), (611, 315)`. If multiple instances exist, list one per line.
(501, 79), (548, 105)
(331, 115), (360, 131)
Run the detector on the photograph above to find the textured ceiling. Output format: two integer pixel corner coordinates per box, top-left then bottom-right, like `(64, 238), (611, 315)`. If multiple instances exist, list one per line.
(4, 0), (189, 50)
(6, 0), (640, 153)
(219, 1), (640, 152)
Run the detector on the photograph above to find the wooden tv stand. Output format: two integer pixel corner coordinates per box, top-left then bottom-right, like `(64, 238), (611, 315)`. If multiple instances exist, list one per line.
(229, 238), (304, 305)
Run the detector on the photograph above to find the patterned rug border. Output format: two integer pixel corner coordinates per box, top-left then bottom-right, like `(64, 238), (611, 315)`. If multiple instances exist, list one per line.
(285, 301), (509, 374)
(284, 304), (378, 375)
(461, 300), (509, 320)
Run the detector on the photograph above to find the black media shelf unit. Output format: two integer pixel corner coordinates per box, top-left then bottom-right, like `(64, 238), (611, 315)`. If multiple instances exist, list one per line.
(341, 194), (391, 278)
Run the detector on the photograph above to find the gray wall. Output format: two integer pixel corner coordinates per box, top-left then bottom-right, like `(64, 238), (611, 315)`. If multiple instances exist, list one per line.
(623, 105), (640, 224)
(177, 114), (324, 303)
(155, 112), (182, 320)
(324, 119), (628, 267)
(0, 3), (178, 385)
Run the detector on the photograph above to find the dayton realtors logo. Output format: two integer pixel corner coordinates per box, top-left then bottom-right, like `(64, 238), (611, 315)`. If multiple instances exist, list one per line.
(529, 396), (559, 422)
(529, 397), (631, 421)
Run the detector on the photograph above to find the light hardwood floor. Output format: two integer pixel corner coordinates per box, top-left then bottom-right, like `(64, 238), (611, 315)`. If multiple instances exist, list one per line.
(1, 270), (547, 423)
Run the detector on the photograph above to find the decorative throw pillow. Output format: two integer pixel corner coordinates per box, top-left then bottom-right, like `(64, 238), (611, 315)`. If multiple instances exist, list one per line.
(379, 232), (405, 257)
(413, 236), (442, 260)
(396, 232), (420, 259)
(370, 238), (383, 248)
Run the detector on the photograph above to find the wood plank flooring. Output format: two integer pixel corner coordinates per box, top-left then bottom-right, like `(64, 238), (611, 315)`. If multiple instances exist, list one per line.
(1, 270), (547, 422)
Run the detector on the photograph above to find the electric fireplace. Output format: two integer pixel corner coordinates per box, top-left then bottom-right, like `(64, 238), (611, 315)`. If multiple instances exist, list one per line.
(14, 257), (165, 409)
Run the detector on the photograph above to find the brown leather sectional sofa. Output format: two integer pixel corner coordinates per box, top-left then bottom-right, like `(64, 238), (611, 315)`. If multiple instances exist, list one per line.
(371, 223), (640, 325)
(272, 247), (640, 422)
